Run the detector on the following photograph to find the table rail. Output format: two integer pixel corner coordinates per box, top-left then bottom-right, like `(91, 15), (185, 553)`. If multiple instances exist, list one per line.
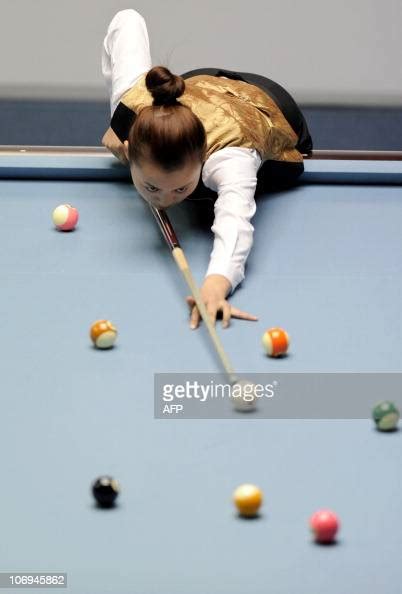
(0, 146), (402, 161)
(0, 146), (401, 184)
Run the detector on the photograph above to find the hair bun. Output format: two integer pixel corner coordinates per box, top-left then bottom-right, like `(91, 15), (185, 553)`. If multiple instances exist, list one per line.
(145, 66), (185, 106)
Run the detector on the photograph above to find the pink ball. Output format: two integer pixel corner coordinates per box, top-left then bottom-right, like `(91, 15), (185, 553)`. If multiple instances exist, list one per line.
(52, 204), (79, 231)
(309, 509), (340, 543)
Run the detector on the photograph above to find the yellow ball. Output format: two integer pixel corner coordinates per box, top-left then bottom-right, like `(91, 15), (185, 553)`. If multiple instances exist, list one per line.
(233, 483), (263, 517)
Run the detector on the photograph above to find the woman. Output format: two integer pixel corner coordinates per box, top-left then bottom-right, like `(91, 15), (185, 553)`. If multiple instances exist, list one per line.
(102, 9), (313, 330)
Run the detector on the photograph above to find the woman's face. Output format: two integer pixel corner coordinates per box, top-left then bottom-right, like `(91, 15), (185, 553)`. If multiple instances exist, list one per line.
(128, 152), (202, 209)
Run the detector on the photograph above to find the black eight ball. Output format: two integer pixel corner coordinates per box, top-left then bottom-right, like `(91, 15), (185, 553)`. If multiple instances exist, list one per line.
(92, 476), (120, 507)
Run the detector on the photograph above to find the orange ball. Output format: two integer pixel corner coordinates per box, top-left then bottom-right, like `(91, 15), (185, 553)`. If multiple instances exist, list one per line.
(90, 320), (118, 349)
(233, 484), (263, 517)
(262, 327), (290, 357)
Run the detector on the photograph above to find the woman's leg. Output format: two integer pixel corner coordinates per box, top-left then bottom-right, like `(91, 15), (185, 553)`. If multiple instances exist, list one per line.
(256, 160), (304, 194)
(102, 9), (152, 116)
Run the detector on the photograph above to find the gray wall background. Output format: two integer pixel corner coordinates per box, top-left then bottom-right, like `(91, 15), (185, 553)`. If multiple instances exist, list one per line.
(0, 0), (400, 105)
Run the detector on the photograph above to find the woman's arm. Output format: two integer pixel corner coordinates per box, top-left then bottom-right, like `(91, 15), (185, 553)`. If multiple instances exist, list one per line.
(202, 147), (262, 292)
(101, 127), (128, 165)
(102, 9), (152, 116)
(186, 147), (261, 329)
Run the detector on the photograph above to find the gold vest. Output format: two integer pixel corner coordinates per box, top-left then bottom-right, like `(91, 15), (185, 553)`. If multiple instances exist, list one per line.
(121, 73), (303, 163)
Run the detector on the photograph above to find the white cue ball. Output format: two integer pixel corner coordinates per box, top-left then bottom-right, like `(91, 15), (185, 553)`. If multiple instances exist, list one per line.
(231, 379), (257, 412)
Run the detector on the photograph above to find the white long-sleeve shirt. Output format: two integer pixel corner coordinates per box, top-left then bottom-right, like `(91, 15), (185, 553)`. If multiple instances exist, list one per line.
(102, 9), (262, 291)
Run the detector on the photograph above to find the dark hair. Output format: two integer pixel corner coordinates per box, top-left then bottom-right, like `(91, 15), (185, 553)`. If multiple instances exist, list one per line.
(128, 66), (207, 171)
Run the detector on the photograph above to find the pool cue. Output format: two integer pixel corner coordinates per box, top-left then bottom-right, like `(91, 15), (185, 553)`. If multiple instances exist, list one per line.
(150, 205), (238, 385)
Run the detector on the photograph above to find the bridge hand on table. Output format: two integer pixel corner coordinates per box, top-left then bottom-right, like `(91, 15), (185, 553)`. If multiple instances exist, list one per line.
(185, 275), (258, 330)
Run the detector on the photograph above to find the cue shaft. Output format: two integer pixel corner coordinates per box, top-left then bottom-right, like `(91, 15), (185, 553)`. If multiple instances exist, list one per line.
(150, 206), (180, 249)
(150, 206), (238, 385)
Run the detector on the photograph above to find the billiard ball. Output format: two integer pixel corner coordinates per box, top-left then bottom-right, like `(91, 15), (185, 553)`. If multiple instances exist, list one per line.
(262, 327), (290, 357)
(231, 379), (257, 412)
(92, 476), (120, 507)
(52, 204), (79, 231)
(309, 509), (339, 543)
(372, 400), (400, 431)
(233, 484), (263, 517)
(90, 320), (118, 349)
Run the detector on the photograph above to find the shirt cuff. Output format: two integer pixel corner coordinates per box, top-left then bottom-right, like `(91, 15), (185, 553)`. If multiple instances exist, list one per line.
(205, 260), (245, 294)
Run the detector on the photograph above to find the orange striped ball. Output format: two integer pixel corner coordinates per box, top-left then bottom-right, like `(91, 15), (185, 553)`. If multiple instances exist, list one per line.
(90, 320), (118, 349)
(262, 327), (290, 357)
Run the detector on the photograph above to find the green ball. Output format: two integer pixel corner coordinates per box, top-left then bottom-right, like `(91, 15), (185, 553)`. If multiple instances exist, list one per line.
(372, 401), (400, 431)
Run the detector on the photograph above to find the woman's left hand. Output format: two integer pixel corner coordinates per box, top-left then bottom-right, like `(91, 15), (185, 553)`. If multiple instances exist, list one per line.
(101, 127), (128, 165)
(186, 274), (258, 329)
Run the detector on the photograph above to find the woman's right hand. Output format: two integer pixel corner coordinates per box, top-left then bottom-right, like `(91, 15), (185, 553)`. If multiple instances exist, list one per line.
(101, 127), (128, 165)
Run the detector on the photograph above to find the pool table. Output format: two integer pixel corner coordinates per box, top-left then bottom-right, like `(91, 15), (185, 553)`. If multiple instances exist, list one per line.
(0, 146), (402, 594)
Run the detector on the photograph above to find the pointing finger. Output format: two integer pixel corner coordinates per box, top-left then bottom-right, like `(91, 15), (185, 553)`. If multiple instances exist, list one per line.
(229, 307), (259, 321)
